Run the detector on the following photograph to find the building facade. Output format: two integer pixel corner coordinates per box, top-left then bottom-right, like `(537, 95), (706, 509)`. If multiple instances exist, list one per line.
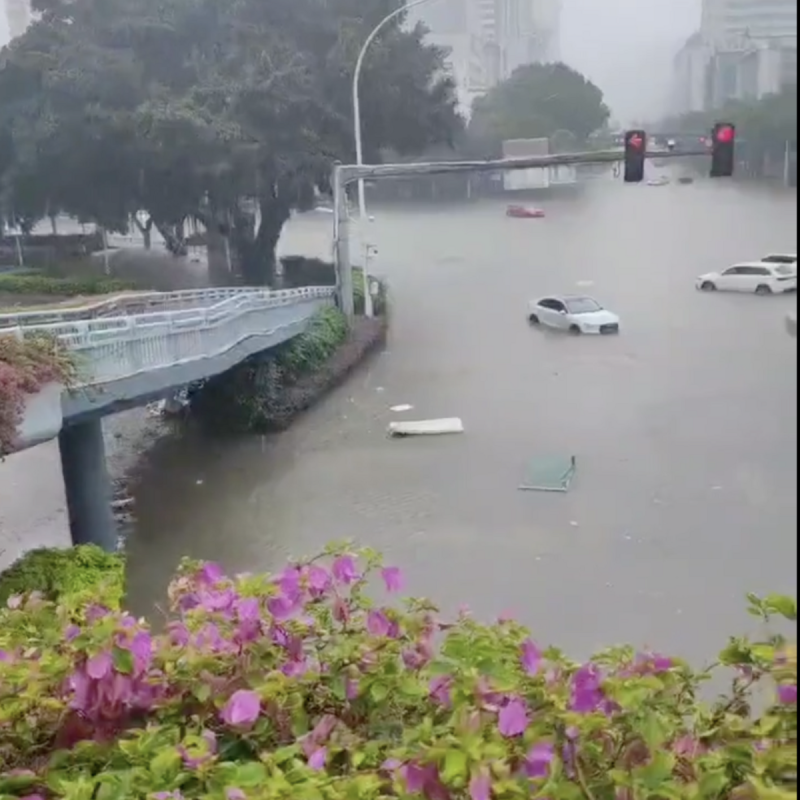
(410, 0), (562, 115)
(672, 0), (797, 115)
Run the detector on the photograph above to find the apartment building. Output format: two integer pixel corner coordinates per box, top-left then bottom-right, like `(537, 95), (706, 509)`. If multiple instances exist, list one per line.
(410, 0), (561, 113)
(672, 0), (796, 114)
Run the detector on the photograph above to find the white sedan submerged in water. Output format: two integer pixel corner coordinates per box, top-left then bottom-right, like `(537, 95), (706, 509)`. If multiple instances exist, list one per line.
(527, 295), (621, 334)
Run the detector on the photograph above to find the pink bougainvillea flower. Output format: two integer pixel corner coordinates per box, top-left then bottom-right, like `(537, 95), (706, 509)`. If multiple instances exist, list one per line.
(199, 562), (224, 584)
(332, 555), (359, 584)
(469, 770), (492, 800)
(235, 596), (261, 622)
(498, 698), (529, 737)
(86, 651), (113, 680)
(221, 690), (261, 727)
(380, 566), (403, 592)
(306, 564), (332, 594)
(130, 631), (153, 673)
(524, 742), (554, 778)
(429, 675), (452, 706)
(366, 609), (392, 637)
(520, 639), (542, 676)
(267, 594), (301, 621)
(308, 747), (328, 770)
(777, 683), (797, 704)
(569, 663), (612, 714)
(64, 624), (81, 641)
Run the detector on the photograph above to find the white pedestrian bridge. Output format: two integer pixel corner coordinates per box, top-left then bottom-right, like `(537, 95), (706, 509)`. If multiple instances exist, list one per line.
(0, 285), (336, 548)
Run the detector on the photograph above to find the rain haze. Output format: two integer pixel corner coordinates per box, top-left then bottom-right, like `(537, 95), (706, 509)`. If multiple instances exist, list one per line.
(560, 0), (701, 123)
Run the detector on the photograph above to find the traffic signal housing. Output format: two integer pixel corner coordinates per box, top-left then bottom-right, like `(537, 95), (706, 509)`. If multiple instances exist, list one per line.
(623, 129), (646, 183)
(710, 122), (735, 178)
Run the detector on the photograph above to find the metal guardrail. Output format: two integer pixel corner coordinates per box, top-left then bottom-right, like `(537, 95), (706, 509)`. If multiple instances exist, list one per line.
(3, 286), (336, 386)
(0, 286), (279, 328)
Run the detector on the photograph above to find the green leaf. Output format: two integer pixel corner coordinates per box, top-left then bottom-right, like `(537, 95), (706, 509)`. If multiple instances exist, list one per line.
(234, 762), (268, 787)
(112, 645), (134, 674)
(763, 594), (797, 621)
(441, 749), (468, 783)
(149, 748), (181, 780)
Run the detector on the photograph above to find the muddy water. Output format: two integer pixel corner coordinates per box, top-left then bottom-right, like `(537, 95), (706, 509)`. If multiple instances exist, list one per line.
(122, 181), (797, 659)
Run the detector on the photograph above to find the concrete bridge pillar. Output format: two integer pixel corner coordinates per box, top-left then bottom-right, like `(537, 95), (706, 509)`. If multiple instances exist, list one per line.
(58, 419), (117, 551)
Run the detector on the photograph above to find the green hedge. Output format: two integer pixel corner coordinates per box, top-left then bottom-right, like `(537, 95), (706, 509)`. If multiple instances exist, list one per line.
(275, 306), (349, 380)
(0, 545), (125, 609)
(0, 273), (135, 296)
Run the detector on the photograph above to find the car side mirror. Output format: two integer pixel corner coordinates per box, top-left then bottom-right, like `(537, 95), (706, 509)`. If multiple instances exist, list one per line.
(559, 309), (567, 314)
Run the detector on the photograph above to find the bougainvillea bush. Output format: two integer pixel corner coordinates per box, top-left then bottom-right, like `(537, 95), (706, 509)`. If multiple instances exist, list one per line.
(0, 545), (796, 800)
(0, 332), (75, 457)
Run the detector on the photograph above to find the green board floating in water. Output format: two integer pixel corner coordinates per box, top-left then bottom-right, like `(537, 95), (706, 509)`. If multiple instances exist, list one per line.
(519, 455), (577, 493)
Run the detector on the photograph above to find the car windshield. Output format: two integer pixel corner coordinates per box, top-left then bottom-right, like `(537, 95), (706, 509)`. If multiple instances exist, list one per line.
(774, 265), (796, 276)
(566, 297), (602, 314)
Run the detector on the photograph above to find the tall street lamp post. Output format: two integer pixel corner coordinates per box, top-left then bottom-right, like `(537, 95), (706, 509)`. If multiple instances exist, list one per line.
(352, 0), (438, 317)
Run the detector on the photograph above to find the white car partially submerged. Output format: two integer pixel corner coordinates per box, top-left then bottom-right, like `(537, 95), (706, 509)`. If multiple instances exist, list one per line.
(696, 261), (797, 294)
(527, 295), (620, 334)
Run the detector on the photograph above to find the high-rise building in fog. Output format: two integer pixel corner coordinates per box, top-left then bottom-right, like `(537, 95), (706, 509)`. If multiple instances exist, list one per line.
(672, 0), (796, 114)
(2, 0), (32, 41)
(409, 0), (562, 114)
(702, 0), (796, 41)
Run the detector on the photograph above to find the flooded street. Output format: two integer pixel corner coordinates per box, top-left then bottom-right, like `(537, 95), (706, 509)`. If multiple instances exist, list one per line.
(3, 177), (796, 661)
(125, 178), (797, 659)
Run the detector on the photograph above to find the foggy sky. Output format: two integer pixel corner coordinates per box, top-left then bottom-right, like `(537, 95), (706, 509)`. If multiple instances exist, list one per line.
(0, 0), (702, 125)
(560, 0), (701, 124)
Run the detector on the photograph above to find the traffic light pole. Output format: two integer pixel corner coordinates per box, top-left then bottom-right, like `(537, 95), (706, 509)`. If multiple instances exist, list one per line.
(334, 148), (708, 185)
(331, 147), (710, 319)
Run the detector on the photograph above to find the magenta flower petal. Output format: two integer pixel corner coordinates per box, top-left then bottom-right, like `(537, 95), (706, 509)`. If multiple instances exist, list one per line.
(200, 562), (224, 583)
(524, 742), (554, 778)
(308, 747), (327, 770)
(86, 651), (112, 680)
(332, 555), (359, 584)
(221, 689), (261, 727)
(498, 698), (529, 737)
(380, 566), (403, 592)
(520, 639), (542, 676)
(366, 609), (391, 637)
(307, 565), (331, 593)
(469, 772), (491, 800)
(778, 683), (797, 704)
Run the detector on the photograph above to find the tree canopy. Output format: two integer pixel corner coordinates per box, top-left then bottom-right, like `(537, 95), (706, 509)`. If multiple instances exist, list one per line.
(466, 62), (610, 154)
(0, 0), (462, 283)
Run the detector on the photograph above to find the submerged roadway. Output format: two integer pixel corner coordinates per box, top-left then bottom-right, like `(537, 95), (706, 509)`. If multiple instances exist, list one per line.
(8, 174), (800, 661)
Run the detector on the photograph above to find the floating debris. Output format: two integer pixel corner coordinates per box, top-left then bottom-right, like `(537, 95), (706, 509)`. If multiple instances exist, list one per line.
(388, 418), (464, 437)
(518, 455), (577, 493)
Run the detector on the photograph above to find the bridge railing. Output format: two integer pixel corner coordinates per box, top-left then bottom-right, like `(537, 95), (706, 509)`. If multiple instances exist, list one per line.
(0, 286), (282, 328)
(5, 286), (336, 386)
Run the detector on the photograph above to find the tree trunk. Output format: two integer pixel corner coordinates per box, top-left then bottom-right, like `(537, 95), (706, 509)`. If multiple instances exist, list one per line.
(232, 197), (291, 286)
(154, 221), (187, 256)
(132, 215), (154, 249)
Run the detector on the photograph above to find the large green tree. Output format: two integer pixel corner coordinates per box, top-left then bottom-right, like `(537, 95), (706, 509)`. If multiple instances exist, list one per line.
(0, 0), (462, 284)
(466, 62), (610, 155)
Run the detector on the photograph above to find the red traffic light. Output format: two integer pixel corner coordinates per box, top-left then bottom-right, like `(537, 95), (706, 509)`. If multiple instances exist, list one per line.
(627, 132), (644, 149)
(715, 125), (735, 144)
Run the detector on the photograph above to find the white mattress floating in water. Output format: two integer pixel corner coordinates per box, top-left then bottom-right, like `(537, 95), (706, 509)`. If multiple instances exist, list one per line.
(387, 417), (464, 437)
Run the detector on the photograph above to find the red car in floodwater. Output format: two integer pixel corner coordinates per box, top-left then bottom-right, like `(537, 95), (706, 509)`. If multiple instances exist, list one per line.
(506, 205), (545, 219)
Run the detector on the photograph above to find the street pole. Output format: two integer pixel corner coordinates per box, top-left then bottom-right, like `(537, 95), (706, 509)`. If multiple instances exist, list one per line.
(353, 0), (438, 318)
(332, 164), (355, 319)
